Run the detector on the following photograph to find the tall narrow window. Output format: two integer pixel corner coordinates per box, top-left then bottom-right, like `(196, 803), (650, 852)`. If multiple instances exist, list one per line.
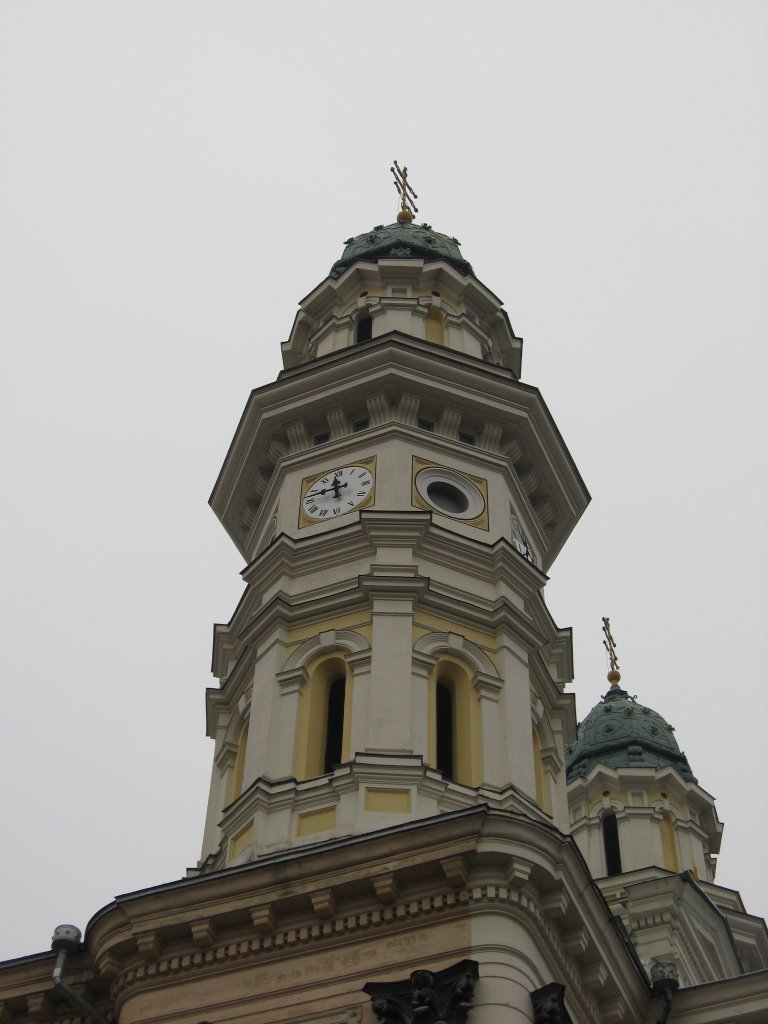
(602, 811), (623, 876)
(661, 812), (680, 872)
(231, 722), (249, 801)
(323, 677), (346, 773)
(436, 681), (454, 780)
(356, 314), (373, 343)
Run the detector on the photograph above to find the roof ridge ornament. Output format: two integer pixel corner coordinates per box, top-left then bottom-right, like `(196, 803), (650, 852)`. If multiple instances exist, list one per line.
(391, 160), (418, 223)
(602, 615), (621, 687)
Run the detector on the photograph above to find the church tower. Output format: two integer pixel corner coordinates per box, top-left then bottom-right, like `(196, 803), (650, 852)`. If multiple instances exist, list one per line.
(199, 170), (589, 871)
(3, 176), (766, 1024)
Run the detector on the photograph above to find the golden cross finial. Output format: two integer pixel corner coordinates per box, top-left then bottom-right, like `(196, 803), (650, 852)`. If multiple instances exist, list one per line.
(391, 160), (418, 223)
(602, 616), (621, 686)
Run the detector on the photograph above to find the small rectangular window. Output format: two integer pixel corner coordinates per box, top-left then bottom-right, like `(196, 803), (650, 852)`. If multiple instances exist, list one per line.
(417, 418), (434, 432)
(352, 418), (369, 433)
(313, 432), (330, 446)
(458, 432), (476, 446)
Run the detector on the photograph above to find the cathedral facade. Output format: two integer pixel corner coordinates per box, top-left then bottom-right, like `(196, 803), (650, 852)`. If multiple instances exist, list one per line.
(2, 192), (766, 1024)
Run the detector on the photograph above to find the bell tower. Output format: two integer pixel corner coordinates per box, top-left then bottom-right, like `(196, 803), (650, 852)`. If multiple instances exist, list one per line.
(199, 174), (589, 871)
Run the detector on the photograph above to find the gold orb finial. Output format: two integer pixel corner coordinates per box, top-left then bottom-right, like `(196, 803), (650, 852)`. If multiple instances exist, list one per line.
(391, 160), (418, 222)
(602, 616), (621, 687)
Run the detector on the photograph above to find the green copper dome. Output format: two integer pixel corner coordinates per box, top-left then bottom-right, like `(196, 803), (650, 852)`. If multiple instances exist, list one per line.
(566, 685), (696, 784)
(329, 221), (474, 279)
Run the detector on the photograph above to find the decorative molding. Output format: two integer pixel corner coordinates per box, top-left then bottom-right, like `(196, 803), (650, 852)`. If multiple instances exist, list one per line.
(364, 959), (478, 1024)
(282, 629), (370, 672)
(104, 879), (606, 1024)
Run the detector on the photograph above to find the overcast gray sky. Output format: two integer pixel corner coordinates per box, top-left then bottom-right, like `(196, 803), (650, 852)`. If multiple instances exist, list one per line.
(1, 2), (766, 961)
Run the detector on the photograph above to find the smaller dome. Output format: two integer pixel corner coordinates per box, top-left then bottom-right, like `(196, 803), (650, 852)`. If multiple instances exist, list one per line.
(330, 221), (474, 280)
(566, 686), (696, 783)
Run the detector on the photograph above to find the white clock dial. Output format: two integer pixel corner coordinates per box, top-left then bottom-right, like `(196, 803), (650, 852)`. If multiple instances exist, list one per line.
(302, 465), (374, 521)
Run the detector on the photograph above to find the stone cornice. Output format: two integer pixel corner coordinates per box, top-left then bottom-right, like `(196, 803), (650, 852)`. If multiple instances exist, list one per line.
(79, 809), (648, 1023)
(210, 335), (589, 567)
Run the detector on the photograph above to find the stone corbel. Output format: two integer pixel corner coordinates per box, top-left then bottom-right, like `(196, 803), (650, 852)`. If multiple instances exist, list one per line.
(310, 888), (337, 919)
(438, 408), (461, 440)
(581, 962), (608, 991)
(371, 872), (399, 905)
(94, 951), (121, 981)
(286, 421), (310, 453)
(506, 856), (533, 885)
(599, 996), (626, 1024)
(540, 888), (570, 921)
(24, 995), (51, 1021)
(440, 855), (468, 888)
(480, 422), (502, 453)
(397, 393), (421, 426)
(366, 393), (390, 427)
(190, 919), (217, 948)
(327, 408), (349, 439)
(134, 930), (161, 960)
(561, 926), (588, 958)
(250, 905), (275, 933)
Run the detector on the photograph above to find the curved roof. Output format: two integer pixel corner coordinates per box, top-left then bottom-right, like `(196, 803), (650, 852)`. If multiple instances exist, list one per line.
(566, 685), (696, 783)
(329, 221), (474, 279)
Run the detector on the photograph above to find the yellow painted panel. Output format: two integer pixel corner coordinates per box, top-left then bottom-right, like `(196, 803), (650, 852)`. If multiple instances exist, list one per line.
(296, 807), (337, 837)
(425, 306), (445, 345)
(229, 821), (254, 859)
(364, 788), (412, 813)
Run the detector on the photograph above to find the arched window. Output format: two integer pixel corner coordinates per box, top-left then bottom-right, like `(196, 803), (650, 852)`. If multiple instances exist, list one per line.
(602, 811), (623, 876)
(323, 677), (346, 774)
(532, 726), (547, 810)
(293, 654), (352, 780)
(230, 721), (249, 801)
(356, 314), (373, 343)
(436, 681), (454, 780)
(661, 812), (680, 872)
(427, 657), (481, 788)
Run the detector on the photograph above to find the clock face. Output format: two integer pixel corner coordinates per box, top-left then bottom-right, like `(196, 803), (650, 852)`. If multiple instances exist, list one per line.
(301, 464), (374, 522)
(511, 518), (534, 563)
